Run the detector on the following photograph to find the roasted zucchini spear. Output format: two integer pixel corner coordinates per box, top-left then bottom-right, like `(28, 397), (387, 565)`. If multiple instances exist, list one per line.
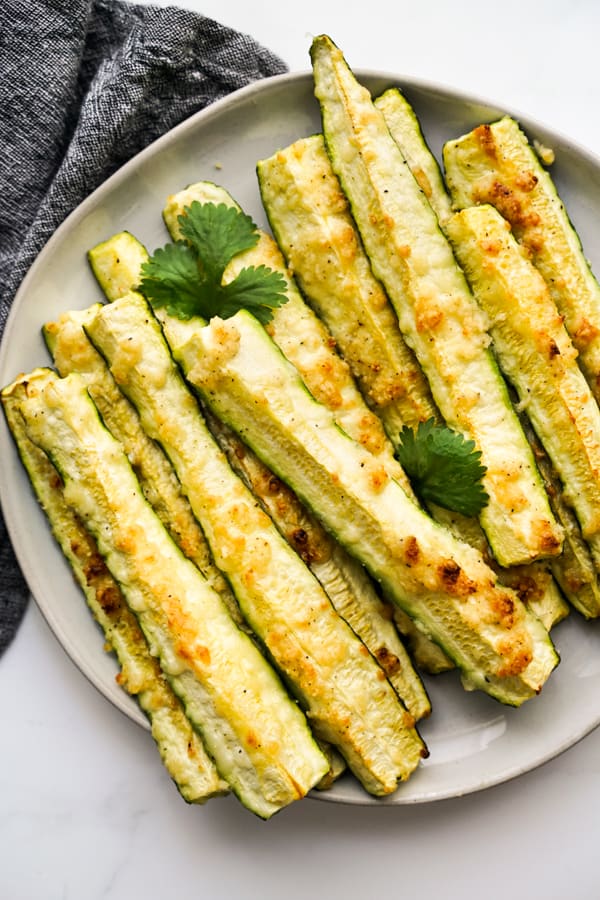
(442, 115), (600, 405)
(374, 87), (454, 226)
(178, 307), (559, 706)
(2, 376), (228, 804)
(257, 133), (438, 438)
(446, 204), (600, 568)
(15, 368), (329, 819)
(309, 34), (562, 568)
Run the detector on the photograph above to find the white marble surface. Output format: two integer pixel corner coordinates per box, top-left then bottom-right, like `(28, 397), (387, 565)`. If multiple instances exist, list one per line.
(4, 1), (600, 897)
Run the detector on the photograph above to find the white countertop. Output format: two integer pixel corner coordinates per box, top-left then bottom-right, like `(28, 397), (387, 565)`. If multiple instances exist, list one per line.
(4, 2), (600, 897)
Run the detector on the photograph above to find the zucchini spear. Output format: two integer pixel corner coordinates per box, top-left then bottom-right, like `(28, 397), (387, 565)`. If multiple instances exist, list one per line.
(309, 34), (562, 568)
(442, 115), (600, 405)
(374, 87), (454, 226)
(15, 368), (329, 819)
(177, 307), (559, 706)
(2, 376), (228, 805)
(446, 204), (600, 567)
(257, 133), (438, 439)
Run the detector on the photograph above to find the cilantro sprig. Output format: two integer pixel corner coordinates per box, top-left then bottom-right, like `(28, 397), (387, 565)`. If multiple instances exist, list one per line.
(396, 418), (489, 517)
(138, 201), (288, 325)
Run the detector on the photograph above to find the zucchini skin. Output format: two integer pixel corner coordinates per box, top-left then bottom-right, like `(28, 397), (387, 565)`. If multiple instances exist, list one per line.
(2, 376), (228, 804)
(443, 115), (600, 405)
(85, 293), (428, 797)
(310, 34), (562, 568)
(18, 368), (329, 819)
(181, 309), (559, 707)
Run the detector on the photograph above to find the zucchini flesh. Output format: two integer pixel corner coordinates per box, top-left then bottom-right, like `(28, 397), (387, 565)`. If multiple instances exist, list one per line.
(179, 308), (559, 706)
(310, 34), (562, 568)
(88, 229), (431, 721)
(85, 292), (428, 796)
(2, 377), (228, 804)
(442, 115), (600, 404)
(257, 133), (568, 635)
(17, 368), (328, 819)
(446, 205), (600, 558)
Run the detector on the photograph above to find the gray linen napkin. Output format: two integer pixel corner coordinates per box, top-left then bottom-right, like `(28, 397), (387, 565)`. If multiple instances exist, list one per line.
(0, 0), (287, 655)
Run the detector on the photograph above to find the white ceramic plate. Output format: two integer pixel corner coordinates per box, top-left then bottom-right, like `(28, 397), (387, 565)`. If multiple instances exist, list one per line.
(3, 70), (600, 807)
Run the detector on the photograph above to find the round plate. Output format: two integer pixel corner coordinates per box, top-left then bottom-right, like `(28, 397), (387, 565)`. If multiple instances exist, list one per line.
(3, 70), (600, 806)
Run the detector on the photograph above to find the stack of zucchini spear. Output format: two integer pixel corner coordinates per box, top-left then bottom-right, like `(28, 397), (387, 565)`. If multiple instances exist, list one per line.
(4, 33), (600, 817)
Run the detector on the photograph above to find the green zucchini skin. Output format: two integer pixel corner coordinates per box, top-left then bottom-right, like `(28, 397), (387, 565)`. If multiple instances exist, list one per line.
(84, 293), (428, 797)
(180, 308), (559, 707)
(16, 368), (329, 819)
(310, 34), (562, 569)
(2, 376), (228, 804)
(443, 115), (600, 406)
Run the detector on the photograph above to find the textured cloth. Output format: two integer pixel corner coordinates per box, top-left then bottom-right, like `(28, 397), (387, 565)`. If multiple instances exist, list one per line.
(0, 0), (287, 655)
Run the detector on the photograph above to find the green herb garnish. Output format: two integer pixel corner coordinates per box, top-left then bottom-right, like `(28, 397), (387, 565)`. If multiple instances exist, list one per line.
(138, 201), (288, 324)
(396, 418), (489, 517)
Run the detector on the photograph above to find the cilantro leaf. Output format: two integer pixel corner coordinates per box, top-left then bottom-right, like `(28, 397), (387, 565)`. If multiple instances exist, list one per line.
(396, 418), (489, 517)
(138, 201), (288, 324)
(219, 265), (289, 325)
(138, 242), (204, 319)
(178, 201), (260, 286)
